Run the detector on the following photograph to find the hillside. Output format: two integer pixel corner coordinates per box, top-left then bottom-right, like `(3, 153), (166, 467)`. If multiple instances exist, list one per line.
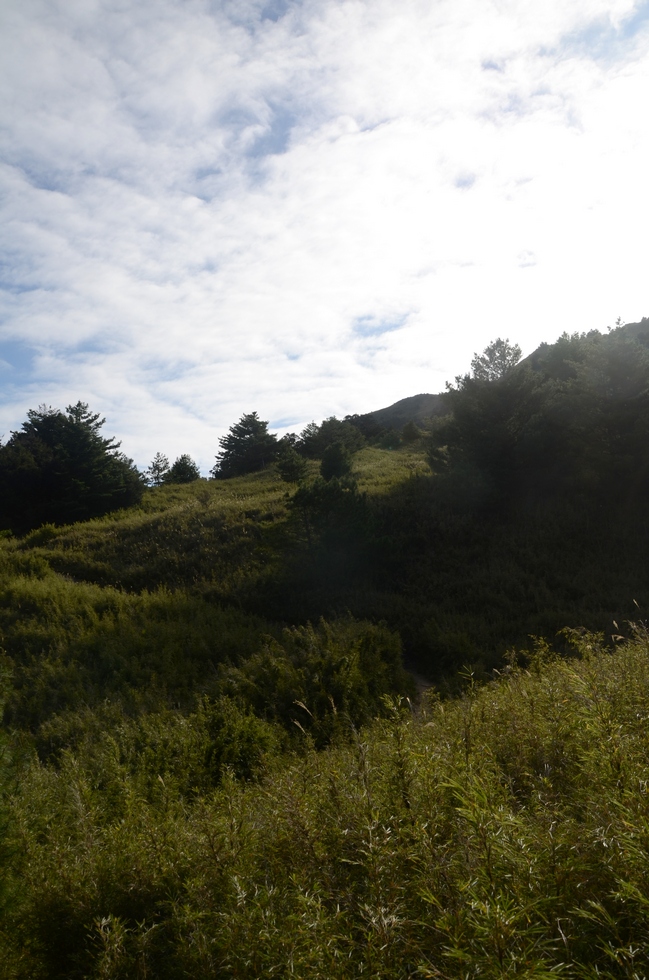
(351, 391), (447, 431)
(2, 320), (649, 975)
(2, 321), (649, 718)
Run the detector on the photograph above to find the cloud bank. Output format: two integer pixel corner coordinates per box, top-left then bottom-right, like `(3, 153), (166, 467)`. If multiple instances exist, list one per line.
(1, 0), (648, 468)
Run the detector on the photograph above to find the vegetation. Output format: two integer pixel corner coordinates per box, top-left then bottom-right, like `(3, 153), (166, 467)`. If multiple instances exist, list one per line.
(211, 412), (279, 478)
(276, 441), (308, 483)
(299, 416), (366, 457)
(165, 454), (201, 483)
(0, 402), (143, 532)
(0, 319), (648, 975)
(320, 440), (352, 480)
(467, 336), (522, 381)
(5, 628), (649, 977)
(145, 452), (201, 485)
(145, 451), (171, 485)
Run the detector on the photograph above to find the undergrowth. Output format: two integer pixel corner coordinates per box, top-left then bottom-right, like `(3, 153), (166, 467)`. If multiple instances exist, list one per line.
(3, 629), (649, 977)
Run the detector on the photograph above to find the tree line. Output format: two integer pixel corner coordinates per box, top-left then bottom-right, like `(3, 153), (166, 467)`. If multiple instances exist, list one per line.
(2, 318), (648, 535)
(0, 400), (401, 534)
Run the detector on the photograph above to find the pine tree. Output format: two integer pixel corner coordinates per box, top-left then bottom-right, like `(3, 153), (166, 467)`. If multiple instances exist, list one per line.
(211, 413), (279, 479)
(146, 452), (170, 486)
(277, 443), (308, 484)
(468, 337), (522, 383)
(0, 402), (144, 531)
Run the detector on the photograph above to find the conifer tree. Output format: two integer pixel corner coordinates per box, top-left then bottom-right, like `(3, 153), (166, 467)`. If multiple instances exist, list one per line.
(211, 412), (279, 478)
(146, 452), (170, 486)
(277, 443), (308, 483)
(0, 402), (143, 531)
(165, 454), (201, 483)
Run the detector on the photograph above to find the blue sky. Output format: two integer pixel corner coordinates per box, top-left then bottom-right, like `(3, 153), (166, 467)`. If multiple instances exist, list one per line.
(1, 0), (648, 471)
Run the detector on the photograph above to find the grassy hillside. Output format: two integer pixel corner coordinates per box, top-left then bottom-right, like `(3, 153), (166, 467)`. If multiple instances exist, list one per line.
(0, 447), (429, 735)
(2, 322), (649, 976)
(2, 423), (648, 737)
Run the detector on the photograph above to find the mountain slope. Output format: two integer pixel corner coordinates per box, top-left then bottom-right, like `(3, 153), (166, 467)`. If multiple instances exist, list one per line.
(351, 391), (447, 431)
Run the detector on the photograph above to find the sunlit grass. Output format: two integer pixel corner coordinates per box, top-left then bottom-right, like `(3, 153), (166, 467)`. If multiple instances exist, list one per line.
(0, 447), (429, 735)
(6, 629), (649, 977)
(352, 444), (430, 494)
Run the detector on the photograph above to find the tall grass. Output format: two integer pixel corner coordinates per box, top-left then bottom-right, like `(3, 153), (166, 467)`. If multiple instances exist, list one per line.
(3, 446), (646, 685)
(4, 629), (649, 977)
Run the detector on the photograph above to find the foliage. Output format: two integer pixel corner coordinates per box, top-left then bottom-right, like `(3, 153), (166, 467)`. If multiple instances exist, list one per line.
(0, 572), (271, 731)
(0, 667), (13, 923)
(376, 427), (402, 449)
(276, 442), (308, 483)
(0, 403), (144, 532)
(4, 422), (648, 685)
(290, 475), (366, 542)
(344, 411), (385, 440)
(164, 454), (201, 483)
(400, 420), (421, 443)
(467, 336), (522, 383)
(7, 630), (649, 977)
(211, 412), (279, 479)
(219, 618), (412, 747)
(428, 327), (649, 510)
(320, 440), (352, 480)
(145, 452), (170, 486)
(298, 416), (365, 458)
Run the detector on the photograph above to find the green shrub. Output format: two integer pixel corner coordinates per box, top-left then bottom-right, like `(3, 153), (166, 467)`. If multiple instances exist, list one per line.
(219, 618), (413, 747)
(320, 441), (352, 481)
(7, 630), (649, 977)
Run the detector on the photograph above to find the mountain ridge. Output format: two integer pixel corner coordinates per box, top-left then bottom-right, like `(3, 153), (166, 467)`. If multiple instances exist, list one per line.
(350, 391), (447, 431)
(361, 317), (649, 431)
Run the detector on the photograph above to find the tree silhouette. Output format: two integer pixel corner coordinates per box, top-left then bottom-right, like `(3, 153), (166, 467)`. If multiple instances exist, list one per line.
(454, 337), (522, 388)
(298, 417), (365, 458)
(465, 338), (522, 385)
(211, 412), (279, 479)
(0, 402), (143, 532)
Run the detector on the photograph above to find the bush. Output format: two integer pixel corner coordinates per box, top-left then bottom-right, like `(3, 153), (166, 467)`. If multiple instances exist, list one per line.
(220, 617), (412, 747)
(276, 444), (308, 484)
(401, 420), (421, 444)
(320, 441), (351, 481)
(11, 630), (649, 978)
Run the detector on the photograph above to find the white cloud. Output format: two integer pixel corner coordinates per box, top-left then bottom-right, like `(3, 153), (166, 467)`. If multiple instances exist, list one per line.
(1, 0), (648, 470)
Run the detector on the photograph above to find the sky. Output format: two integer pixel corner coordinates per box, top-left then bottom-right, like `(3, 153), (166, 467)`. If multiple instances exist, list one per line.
(1, 0), (648, 472)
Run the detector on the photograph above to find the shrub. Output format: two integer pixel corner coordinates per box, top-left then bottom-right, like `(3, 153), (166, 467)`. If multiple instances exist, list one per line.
(276, 444), (308, 484)
(320, 441), (351, 481)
